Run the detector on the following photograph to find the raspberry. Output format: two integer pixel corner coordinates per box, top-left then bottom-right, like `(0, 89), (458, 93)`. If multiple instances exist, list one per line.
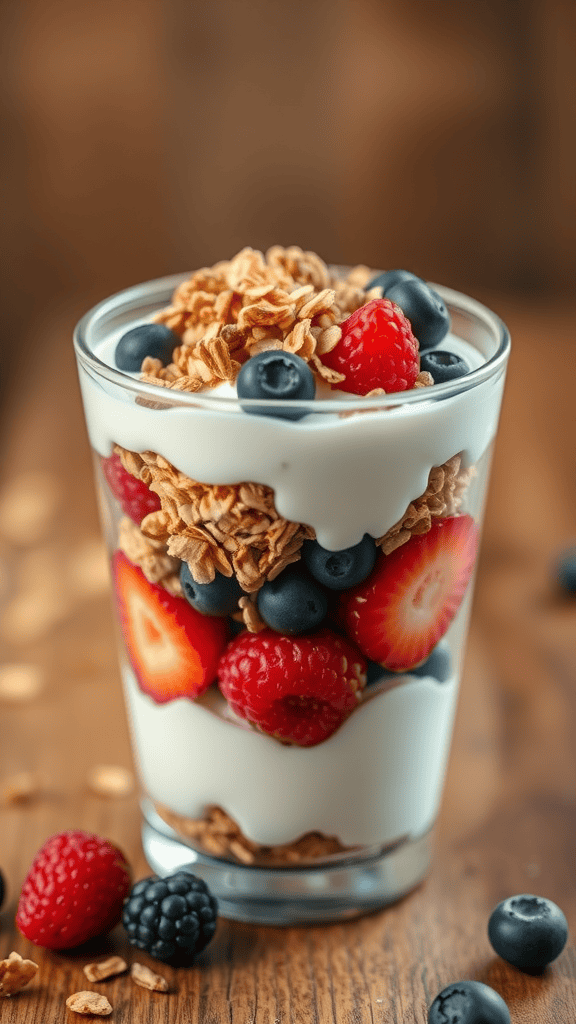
(16, 830), (131, 950)
(101, 453), (161, 524)
(217, 628), (366, 746)
(320, 298), (419, 395)
(123, 871), (218, 963)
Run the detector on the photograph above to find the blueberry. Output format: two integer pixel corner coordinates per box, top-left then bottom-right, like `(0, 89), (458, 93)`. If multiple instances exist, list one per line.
(365, 660), (394, 686)
(420, 350), (470, 384)
(556, 546), (576, 595)
(180, 562), (242, 616)
(488, 894), (568, 973)
(412, 644), (452, 682)
(257, 568), (328, 634)
(302, 535), (377, 591)
(115, 323), (177, 371)
(236, 351), (315, 420)
(386, 279), (450, 350)
(428, 980), (510, 1024)
(366, 269), (423, 293)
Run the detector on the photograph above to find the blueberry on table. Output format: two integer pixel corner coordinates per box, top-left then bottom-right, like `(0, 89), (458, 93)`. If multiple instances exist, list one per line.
(428, 980), (510, 1024)
(385, 279), (450, 350)
(488, 893), (568, 973)
(236, 351), (315, 420)
(123, 871), (218, 963)
(257, 568), (328, 634)
(420, 350), (470, 384)
(366, 268), (423, 293)
(115, 323), (177, 372)
(180, 563), (243, 616)
(302, 535), (377, 590)
(556, 546), (576, 595)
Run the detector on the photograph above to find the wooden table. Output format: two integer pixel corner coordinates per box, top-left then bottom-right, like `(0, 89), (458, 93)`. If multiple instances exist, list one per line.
(1, 294), (575, 1022)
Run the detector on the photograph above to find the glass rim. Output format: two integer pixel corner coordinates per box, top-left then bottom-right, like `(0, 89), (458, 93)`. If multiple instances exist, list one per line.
(73, 272), (511, 412)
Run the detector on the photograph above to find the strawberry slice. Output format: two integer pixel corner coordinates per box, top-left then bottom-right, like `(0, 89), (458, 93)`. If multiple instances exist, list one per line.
(341, 515), (478, 670)
(112, 551), (228, 703)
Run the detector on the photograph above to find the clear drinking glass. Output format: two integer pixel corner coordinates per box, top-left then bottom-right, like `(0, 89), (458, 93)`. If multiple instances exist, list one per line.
(73, 273), (510, 924)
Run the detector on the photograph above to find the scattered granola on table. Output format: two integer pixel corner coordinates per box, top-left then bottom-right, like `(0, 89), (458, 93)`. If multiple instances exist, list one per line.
(66, 991), (113, 1016)
(0, 952), (39, 996)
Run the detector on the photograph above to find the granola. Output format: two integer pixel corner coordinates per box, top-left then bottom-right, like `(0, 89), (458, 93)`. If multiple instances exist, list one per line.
(146, 246), (385, 394)
(66, 991), (113, 1016)
(131, 962), (169, 993)
(83, 957), (128, 982)
(0, 951), (38, 996)
(155, 802), (354, 866)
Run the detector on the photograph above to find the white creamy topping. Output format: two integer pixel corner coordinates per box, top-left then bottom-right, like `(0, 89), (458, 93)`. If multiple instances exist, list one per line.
(79, 328), (503, 551)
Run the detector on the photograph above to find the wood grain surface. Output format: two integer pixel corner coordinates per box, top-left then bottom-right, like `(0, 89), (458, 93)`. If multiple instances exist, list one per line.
(0, 296), (575, 1022)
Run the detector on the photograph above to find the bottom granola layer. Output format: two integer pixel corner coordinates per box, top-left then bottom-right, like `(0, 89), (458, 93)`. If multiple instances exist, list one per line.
(154, 803), (359, 866)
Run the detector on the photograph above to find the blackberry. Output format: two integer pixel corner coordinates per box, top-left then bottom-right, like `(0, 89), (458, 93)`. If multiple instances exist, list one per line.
(122, 871), (217, 963)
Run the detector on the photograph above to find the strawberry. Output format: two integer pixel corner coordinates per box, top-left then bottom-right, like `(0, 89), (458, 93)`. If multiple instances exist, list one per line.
(319, 298), (419, 395)
(217, 628), (366, 746)
(113, 551), (228, 703)
(16, 830), (131, 950)
(101, 452), (161, 524)
(341, 515), (478, 670)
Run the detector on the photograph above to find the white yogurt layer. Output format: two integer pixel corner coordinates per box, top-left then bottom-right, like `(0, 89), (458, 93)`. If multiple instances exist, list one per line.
(123, 664), (459, 848)
(80, 327), (504, 551)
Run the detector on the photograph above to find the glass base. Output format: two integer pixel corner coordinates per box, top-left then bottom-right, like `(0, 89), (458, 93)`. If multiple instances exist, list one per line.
(141, 800), (433, 925)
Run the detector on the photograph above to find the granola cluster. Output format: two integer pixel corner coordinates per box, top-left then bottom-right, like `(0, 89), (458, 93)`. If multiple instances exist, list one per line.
(142, 246), (382, 392)
(116, 445), (314, 593)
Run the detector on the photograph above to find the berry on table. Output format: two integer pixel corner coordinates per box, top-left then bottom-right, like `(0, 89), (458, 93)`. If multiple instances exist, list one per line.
(16, 830), (131, 950)
(488, 894), (568, 973)
(115, 323), (177, 372)
(236, 351), (316, 419)
(428, 980), (510, 1024)
(123, 871), (217, 964)
(556, 545), (576, 595)
(217, 628), (366, 746)
(113, 551), (228, 704)
(420, 350), (470, 383)
(180, 562), (243, 616)
(342, 516), (478, 670)
(302, 535), (377, 591)
(386, 278), (450, 351)
(101, 453), (161, 524)
(319, 298), (419, 396)
(256, 568), (328, 634)
(366, 269), (423, 293)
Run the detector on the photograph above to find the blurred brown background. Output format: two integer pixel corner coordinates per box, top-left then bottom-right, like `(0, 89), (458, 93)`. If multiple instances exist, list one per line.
(2, 0), (575, 407)
(1, 5), (576, 1019)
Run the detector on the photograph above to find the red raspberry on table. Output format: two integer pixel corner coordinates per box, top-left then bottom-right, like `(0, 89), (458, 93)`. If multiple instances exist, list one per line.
(217, 628), (366, 746)
(320, 298), (420, 395)
(16, 830), (131, 950)
(101, 452), (161, 524)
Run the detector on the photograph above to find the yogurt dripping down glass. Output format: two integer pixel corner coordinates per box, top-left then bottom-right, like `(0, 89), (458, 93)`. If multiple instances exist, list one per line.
(73, 251), (510, 924)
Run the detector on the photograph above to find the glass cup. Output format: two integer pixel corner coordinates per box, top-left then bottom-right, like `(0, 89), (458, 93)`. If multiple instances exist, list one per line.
(73, 273), (510, 925)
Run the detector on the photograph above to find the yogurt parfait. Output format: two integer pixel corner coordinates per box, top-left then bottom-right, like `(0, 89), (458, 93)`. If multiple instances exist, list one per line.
(74, 247), (510, 923)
